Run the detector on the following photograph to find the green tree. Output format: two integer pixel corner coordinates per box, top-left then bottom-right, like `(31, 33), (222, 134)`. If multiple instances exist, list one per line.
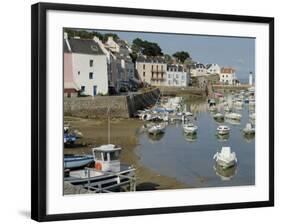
(172, 51), (190, 63)
(131, 38), (163, 56)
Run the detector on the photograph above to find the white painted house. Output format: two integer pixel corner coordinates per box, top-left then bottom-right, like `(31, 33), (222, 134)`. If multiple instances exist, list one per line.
(219, 67), (236, 85)
(206, 63), (221, 75)
(166, 64), (190, 87)
(190, 63), (207, 77)
(64, 35), (108, 96)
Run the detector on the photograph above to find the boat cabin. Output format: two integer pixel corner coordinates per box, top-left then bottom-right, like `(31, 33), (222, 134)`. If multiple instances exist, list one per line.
(92, 144), (121, 172)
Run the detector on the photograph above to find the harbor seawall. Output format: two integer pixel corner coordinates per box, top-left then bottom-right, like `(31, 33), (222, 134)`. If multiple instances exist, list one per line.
(160, 86), (206, 97)
(64, 88), (160, 118)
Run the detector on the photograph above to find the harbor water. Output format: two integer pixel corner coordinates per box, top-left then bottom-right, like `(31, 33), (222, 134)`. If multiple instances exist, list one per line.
(135, 95), (255, 188)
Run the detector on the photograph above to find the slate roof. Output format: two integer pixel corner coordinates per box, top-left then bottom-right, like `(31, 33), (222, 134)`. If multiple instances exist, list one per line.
(167, 64), (185, 72)
(136, 55), (166, 63)
(64, 38), (104, 55)
(63, 40), (71, 53)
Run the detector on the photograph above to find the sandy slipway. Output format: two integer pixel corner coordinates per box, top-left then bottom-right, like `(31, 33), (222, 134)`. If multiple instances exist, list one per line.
(64, 116), (189, 192)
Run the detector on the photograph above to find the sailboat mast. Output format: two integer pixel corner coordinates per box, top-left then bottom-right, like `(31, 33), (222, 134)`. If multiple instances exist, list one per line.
(108, 107), (110, 144)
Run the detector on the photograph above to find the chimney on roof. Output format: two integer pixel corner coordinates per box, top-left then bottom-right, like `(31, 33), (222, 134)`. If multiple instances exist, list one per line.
(108, 36), (114, 42)
(64, 32), (68, 39)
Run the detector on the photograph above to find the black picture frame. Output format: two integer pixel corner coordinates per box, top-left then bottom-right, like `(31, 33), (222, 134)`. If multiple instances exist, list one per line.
(31, 2), (274, 222)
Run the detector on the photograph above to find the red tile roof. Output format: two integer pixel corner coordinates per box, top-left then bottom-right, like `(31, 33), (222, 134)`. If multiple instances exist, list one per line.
(221, 67), (235, 74)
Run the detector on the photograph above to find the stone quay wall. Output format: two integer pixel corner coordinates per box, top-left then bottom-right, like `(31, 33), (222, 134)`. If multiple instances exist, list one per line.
(64, 88), (160, 118)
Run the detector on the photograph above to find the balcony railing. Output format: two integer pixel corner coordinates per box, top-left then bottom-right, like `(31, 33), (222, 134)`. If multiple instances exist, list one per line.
(151, 68), (165, 73)
(151, 77), (165, 81)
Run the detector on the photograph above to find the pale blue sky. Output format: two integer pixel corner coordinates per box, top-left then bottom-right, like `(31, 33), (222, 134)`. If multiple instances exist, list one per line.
(98, 29), (255, 80)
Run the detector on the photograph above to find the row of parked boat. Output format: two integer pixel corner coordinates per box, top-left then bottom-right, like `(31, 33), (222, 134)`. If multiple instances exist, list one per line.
(212, 88), (255, 173)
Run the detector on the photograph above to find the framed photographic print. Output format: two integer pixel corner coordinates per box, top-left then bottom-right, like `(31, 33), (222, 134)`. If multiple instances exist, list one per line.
(31, 2), (274, 222)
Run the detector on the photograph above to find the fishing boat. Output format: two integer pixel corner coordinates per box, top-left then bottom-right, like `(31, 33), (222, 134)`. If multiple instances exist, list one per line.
(148, 123), (165, 135)
(64, 154), (94, 169)
(64, 133), (77, 144)
(64, 144), (136, 193)
(213, 147), (237, 169)
(64, 107), (136, 193)
(213, 113), (224, 120)
(243, 123), (255, 135)
(225, 112), (242, 120)
(217, 125), (230, 135)
(183, 123), (198, 134)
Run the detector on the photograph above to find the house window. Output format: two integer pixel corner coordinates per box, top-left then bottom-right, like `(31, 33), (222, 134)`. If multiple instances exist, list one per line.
(89, 60), (93, 67)
(151, 65), (153, 70)
(89, 72), (93, 79)
(81, 86), (85, 92)
(143, 64), (145, 69)
(161, 65), (163, 71)
(78, 71), (80, 75)
(143, 72), (145, 77)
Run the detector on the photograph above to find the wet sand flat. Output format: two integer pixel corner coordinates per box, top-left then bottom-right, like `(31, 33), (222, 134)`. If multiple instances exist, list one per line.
(64, 116), (189, 191)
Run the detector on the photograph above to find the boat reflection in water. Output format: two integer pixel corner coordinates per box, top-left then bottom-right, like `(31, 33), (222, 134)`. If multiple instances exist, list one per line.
(183, 133), (197, 142)
(147, 132), (165, 143)
(216, 133), (230, 142)
(213, 163), (238, 181)
(243, 133), (255, 143)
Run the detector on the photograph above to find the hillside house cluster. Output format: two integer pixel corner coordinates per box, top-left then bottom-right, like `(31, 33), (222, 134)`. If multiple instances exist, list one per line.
(64, 33), (137, 97)
(135, 56), (191, 88)
(64, 31), (240, 97)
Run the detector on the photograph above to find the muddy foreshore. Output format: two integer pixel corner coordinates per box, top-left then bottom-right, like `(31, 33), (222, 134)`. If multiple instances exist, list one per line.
(64, 116), (189, 191)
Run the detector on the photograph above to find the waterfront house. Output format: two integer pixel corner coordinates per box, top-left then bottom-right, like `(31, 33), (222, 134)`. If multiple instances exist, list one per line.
(105, 37), (135, 91)
(64, 38), (79, 97)
(190, 63), (207, 77)
(135, 56), (167, 87)
(219, 67), (236, 85)
(64, 33), (108, 96)
(166, 64), (190, 87)
(206, 63), (221, 75)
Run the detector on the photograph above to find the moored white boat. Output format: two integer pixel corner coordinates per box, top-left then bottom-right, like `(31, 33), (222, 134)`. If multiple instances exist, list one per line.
(183, 123), (198, 134)
(148, 123), (165, 135)
(243, 123), (255, 135)
(213, 113), (224, 120)
(217, 125), (230, 135)
(64, 144), (136, 193)
(213, 147), (237, 169)
(225, 112), (242, 120)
